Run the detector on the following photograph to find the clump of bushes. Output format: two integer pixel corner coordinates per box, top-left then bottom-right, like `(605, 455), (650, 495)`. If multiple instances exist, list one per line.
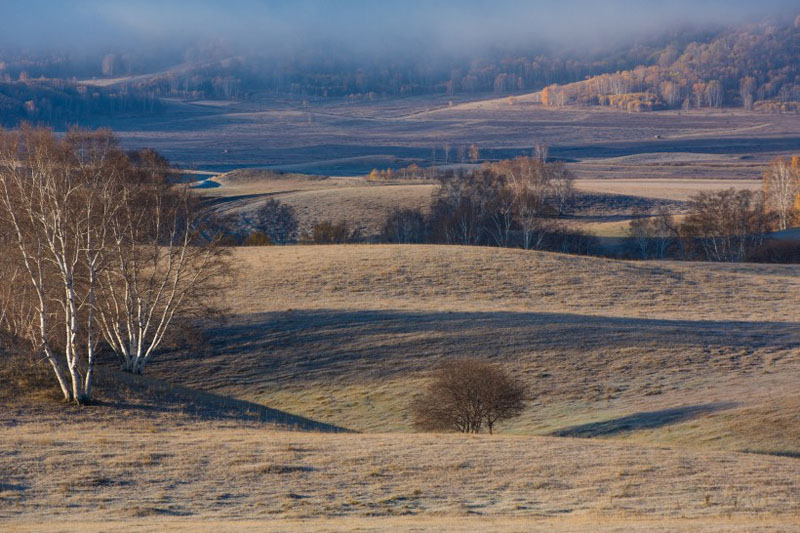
(411, 359), (527, 435)
(376, 158), (597, 254)
(629, 189), (777, 262)
(254, 199), (298, 245)
(381, 208), (427, 244)
(213, 198), (298, 246)
(242, 231), (272, 246)
(311, 220), (361, 244)
(747, 240), (800, 263)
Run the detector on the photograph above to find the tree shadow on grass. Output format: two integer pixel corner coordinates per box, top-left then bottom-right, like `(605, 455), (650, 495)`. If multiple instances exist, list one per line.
(550, 402), (738, 438)
(88, 367), (351, 433)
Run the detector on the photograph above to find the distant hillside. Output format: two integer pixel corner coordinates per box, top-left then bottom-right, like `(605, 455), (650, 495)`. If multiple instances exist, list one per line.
(1, 15), (797, 119)
(541, 17), (800, 112)
(85, 15), (800, 109)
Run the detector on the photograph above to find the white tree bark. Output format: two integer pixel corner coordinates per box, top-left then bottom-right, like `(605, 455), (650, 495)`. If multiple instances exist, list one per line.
(764, 159), (798, 231)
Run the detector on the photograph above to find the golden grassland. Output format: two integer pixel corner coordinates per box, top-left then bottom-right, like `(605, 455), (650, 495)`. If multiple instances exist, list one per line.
(199, 166), (770, 239)
(3, 243), (800, 530)
(574, 178), (761, 202)
(4, 92), (790, 531)
(3, 409), (800, 530)
(145, 245), (800, 453)
(201, 171), (436, 237)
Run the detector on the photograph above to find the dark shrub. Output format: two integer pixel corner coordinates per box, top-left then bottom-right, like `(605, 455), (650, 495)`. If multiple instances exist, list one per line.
(748, 239), (800, 263)
(411, 359), (526, 434)
(254, 199), (298, 245)
(312, 220), (360, 244)
(381, 208), (428, 244)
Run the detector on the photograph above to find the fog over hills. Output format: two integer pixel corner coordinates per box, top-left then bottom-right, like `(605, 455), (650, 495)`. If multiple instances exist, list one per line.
(2, 1), (798, 68)
(1, 2), (798, 131)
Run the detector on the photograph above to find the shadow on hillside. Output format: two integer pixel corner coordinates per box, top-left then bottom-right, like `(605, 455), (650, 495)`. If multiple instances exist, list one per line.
(0, 483), (28, 492)
(150, 308), (800, 391)
(573, 192), (684, 216)
(92, 368), (349, 433)
(550, 402), (738, 438)
(151, 310), (799, 376)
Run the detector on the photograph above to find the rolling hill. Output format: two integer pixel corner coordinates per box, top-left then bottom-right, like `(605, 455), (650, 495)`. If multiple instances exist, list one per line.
(147, 244), (800, 455)
(4, 245), (800, 530)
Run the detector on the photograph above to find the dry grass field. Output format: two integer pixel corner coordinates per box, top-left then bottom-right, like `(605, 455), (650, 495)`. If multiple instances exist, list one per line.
(201, 169), (436, 237)
(143, 245), (800, 456)
(6, 93), (800, 530)
(4, 401), (800, 531)
(102, 95), (800, 174)
(3, 243), (800, 530)
(570, 153), (763, 182)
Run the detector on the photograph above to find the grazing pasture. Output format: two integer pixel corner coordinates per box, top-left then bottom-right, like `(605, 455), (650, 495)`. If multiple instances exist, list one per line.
(4, 400), (800, 530)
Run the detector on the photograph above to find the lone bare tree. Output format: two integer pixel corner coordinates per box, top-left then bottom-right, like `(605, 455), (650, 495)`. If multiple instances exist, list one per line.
(411, 359), (526, 434)
(469, 144), (480, 163)
(534, 142), (549, 163)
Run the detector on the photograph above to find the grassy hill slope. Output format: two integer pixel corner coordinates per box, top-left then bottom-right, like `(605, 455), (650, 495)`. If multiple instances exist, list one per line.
(201, 172), (436, 238)
(150, 245), (800, 454)
(4, 244), (800, 530)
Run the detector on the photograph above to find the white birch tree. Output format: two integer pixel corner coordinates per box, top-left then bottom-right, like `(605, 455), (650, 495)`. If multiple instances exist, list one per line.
(763, 157), (799, 231)
(0, 127), (228, 403)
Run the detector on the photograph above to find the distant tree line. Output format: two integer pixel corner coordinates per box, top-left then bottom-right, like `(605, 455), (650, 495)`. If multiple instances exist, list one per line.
(540, 20), (800, 112)
(0, 80), (162, 127)
(629, 157), (800, 262)
(225, 158), (597, 255)
(2, 16), (798, 115)
(217, 156), (800, 264)
(109, 16), (800, 109)
(630, 190), (775, 262)
(382, 159), (596, 254)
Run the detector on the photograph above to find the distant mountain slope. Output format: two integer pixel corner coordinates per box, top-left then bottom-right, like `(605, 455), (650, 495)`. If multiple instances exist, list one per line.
(0, 79), (161, 126)
(89, 15), (799, 110)
(540, 17), (800, 112)
(1, 15), (797, 124)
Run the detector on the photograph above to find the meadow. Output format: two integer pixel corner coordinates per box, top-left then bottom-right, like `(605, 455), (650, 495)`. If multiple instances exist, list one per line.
(3, 243), (800, 531)
(3, 92), (800, 531)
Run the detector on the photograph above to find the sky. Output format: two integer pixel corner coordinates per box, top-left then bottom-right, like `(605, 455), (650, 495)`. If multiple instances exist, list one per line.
(1, 0), (798, 58)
